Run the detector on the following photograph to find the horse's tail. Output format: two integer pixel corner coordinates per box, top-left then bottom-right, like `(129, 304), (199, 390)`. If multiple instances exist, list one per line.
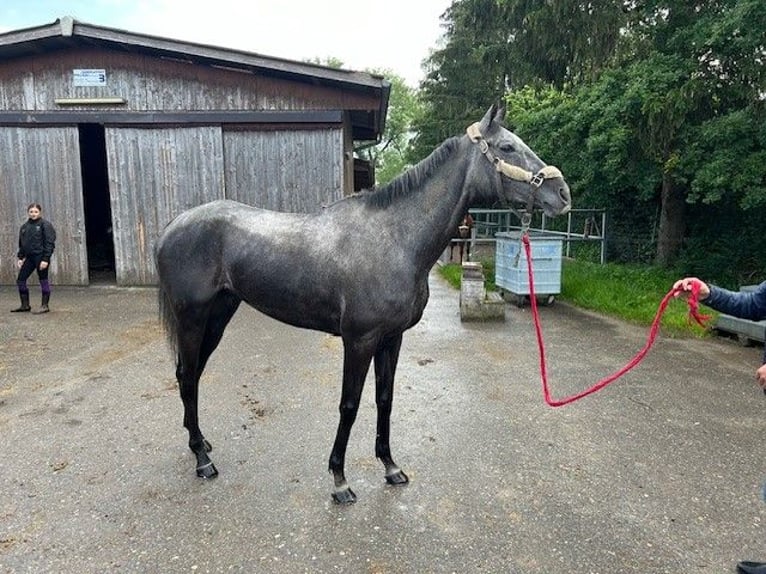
(155, 239), (179, 357)
(157, 282), (179, 356)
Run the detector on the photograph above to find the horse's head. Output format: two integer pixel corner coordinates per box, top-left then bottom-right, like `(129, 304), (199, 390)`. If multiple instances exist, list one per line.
(467, 104), (571, 218)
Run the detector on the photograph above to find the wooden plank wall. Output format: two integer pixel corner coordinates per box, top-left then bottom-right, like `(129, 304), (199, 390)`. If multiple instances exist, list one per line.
(0, 47), (371, 285)
(0, 50), (379, 114)
(105, 126), (225, 285)
(0, 126), (88, 285)
(223, 127), (344, 212)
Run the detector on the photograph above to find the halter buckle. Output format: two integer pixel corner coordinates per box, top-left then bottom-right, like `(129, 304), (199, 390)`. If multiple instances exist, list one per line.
(530, 171), (545, 188)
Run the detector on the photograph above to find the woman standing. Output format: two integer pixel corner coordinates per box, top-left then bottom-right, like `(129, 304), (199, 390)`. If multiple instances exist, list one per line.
(11, 203), (57, 314)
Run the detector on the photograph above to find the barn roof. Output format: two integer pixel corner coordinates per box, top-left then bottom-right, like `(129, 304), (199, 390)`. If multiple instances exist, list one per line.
(0, 16), (390, 141)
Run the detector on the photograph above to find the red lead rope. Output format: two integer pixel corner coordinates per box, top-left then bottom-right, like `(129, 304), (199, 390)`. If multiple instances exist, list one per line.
(522, 234), (710, 407)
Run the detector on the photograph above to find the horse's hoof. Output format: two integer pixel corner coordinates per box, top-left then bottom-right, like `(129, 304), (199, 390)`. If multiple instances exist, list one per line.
(332, 488), (357, 505)
(196, 462), (218, 479)
(203, 439), (213, 452)
(385, 470), (409, 486)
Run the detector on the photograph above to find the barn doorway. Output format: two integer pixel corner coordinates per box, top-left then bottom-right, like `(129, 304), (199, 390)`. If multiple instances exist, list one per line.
(78, 124), (116, 283)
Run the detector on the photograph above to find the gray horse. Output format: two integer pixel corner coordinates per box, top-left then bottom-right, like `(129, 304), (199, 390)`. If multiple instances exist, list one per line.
(154, 104), (572, 503)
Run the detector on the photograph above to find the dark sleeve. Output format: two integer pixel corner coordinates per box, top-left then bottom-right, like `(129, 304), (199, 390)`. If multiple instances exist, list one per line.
(41, 220), (56, 261)
(704, 281), (766, 321)
(16, 224), (24, 259)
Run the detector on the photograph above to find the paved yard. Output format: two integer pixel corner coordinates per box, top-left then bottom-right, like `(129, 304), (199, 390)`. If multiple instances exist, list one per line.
(0, 274), (764, 573)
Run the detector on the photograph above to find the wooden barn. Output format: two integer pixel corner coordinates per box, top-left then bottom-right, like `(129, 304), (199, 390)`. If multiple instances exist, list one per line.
(0, 16), (390, 286)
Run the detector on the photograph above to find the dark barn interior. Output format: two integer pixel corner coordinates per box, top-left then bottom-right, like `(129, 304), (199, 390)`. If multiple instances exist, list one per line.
(78, 123), (115, 280)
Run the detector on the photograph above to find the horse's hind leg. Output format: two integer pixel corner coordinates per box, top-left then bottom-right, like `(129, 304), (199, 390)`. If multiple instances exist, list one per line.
(176, 293), (240, 479)
(197, 292), (241, 375)
(374, 333), (409, 486)
(175, 318), (215, 478)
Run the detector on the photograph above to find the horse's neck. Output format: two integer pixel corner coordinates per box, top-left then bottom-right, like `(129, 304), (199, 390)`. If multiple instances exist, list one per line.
(390, 154), (472, 268)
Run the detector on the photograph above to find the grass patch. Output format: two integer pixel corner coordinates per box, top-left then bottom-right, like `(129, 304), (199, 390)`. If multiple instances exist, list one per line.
(559, 259), (715, 337)
(438, 263), (463, 289)
(437, 256), (716, 338)
(438, 259), (497, 291)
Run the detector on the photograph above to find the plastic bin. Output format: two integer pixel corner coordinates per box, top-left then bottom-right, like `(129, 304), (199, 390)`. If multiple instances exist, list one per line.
(495, 231), (563, 305)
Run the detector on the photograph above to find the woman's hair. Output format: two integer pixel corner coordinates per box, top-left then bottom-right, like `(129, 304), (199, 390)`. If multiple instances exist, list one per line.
(26, 202), (42, 212)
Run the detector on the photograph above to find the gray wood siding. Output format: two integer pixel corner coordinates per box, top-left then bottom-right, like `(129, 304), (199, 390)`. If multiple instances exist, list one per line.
(105, 126), (224, 285)
(0, 50), (379, 113)
(0, 126), (88, 285)
(223, 127), (344, 212)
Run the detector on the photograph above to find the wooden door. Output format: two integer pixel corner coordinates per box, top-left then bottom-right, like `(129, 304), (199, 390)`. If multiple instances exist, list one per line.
(0, 126), (88, 285)
(105, 126), (225, 285)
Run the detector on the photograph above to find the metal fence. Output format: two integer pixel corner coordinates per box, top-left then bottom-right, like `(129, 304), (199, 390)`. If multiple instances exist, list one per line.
(453, 208), (607, 264)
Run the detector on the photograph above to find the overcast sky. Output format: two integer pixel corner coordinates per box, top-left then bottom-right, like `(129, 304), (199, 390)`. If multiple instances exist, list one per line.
(0, 0), (451, 87)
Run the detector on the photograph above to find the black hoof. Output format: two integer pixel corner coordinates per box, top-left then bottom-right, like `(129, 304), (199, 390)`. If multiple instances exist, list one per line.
(332, 488), (357, 505)
(196, 462), (218, 479)
(385, 470), (409, 486)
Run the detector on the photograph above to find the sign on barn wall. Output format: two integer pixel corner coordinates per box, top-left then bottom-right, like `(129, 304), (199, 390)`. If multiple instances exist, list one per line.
(72, 69), (107, 87)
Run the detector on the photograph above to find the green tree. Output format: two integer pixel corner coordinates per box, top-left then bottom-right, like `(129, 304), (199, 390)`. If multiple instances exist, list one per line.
(624, 0), (766, 265)
(409, 0), (509, 161)
(410, 0), (627, 161)
(302, 59), (423, 186)
(506, 1), (766, 273)
(362, 72), (423, 185)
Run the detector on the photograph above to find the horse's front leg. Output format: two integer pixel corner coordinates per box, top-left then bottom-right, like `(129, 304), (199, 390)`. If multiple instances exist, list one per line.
(374, 333), (409, 486)
(329, 337), (375, 504)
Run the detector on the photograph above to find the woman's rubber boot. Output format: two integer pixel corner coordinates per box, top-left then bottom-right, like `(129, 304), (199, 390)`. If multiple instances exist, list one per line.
(33, 293), (50, 314)
(11, 292), (31, 313)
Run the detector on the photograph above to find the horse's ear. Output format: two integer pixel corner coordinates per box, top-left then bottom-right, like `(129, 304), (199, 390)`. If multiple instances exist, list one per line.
(478, 103), (506, 133)
(478, 104), (497, 132)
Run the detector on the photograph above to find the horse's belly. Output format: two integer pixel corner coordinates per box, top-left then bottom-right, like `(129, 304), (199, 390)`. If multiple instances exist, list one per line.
(241, 287), (342, 336)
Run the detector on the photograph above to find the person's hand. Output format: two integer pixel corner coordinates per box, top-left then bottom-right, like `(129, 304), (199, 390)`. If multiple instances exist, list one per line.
(39, 261), (48, 270)
(673, 277), (710, 300)
(756, 364), (766, 390)
(16, 258), (24, 269)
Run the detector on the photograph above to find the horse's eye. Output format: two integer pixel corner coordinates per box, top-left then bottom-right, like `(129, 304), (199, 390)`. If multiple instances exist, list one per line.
(498, 143), (515, 153)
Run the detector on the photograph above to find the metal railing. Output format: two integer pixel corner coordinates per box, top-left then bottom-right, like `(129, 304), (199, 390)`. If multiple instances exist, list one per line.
(452, 208), (607, 264)
(540, 208), (607, 264)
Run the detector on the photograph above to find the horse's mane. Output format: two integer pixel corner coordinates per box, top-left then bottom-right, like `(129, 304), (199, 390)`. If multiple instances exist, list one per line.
(353, 137), (460, 209)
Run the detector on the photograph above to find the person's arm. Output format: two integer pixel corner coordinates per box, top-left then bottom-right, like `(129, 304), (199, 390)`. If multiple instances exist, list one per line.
(676, 277), (766, 394)
(16, 224), (25, 260)
(703, 281), (766, 322)
(41, 220), (56, 262)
